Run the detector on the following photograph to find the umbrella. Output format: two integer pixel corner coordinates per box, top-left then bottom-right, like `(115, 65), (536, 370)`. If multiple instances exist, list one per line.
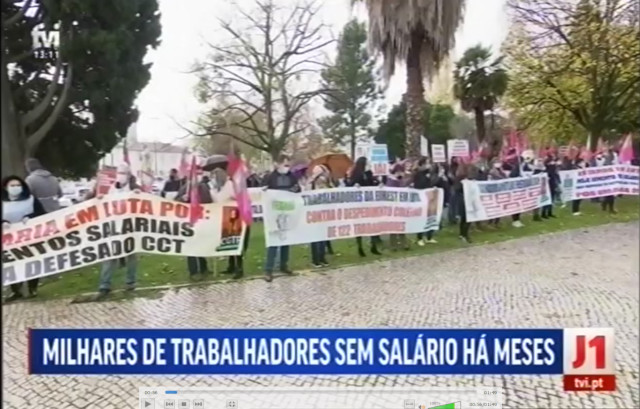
(309, 153), (353, 179)
(201, 154), (228, 171)
(291, 163), (309, 179)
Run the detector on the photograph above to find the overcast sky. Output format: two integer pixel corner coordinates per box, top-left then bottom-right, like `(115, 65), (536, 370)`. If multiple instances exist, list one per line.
(134, 0), (509, 144)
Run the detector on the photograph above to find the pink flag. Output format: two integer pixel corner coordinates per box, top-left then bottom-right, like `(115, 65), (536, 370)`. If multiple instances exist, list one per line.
(579, 146), (592, 162)
(188, 156), (201, 225)
(227, 152), (253, 226)
(619, 134), (635, 164)
(178, 148), (189, 179)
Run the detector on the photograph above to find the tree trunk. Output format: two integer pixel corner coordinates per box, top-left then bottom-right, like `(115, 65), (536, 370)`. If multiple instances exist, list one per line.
(1, 61), (26, 178)
(404, 28), (426, 160)
(474, 107), (486, 144)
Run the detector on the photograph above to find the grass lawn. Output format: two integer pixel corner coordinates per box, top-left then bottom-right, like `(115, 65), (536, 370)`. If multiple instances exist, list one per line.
(17, 197), (640, 302)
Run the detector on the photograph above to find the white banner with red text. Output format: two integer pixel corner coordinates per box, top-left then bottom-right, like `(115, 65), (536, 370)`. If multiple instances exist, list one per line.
(558, 165), (639, 202)
(2, 192), (246, 286)
(262, 187), (444, 247)
(462, 174), (552, 222)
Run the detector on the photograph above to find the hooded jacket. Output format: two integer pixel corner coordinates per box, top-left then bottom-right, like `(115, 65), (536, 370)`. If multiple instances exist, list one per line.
(24, 158), (61, 213)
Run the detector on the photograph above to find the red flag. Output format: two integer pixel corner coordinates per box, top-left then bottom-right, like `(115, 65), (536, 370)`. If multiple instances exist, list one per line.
(227, 152), (253, 226)
(619, 134), (635, 164)
(123, 139), (130, 165)
(187, 156), (201, 225)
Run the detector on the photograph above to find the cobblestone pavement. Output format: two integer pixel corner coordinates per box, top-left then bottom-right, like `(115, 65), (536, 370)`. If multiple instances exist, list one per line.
(3, 222), (639, 409)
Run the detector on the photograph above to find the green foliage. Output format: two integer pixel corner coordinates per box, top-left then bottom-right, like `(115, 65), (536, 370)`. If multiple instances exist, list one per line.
(1, 0), (161, 178)
(318, 19), (381, 157)
(453, 45), (508, 143)
(374, 101), (458, 160)
(504, 0), (640, 148)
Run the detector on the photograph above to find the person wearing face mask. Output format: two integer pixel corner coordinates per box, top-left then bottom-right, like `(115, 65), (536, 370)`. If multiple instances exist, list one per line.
(307, 165), (333, 268)
(600, 147), (618, 214)
(2, 175), (46, 301)
(570, 157), (587, 215)
(487, 160), (508, 226)
(161, 168), (184, 200)
(542, 157), (559, 218)
(346, 156), (382, 257)
(262, 155), (300, 282)
(87, 163), (142, 299)
(386, 163), (411, 251)
(177, 172), (215, 278)
(412, 158), (437, 245)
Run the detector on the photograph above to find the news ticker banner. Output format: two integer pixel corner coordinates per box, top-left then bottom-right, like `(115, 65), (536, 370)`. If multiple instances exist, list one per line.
(2, 192), (246, 286)
(558, 164), (639, 202)
(138, 387), (504, 409)
(462, 174), (551, 223)
(262, 187), (444, 247)
(29, 328), (615, 391)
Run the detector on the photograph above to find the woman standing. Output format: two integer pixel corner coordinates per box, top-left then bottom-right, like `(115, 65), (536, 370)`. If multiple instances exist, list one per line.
(346, 157), (382, 257)
(308, 165), (333, 268)
(454, 164), (472, 243)
(412, 158), (438, 245)
(2, 175), (46, 301)
(386, 163), (411, 251)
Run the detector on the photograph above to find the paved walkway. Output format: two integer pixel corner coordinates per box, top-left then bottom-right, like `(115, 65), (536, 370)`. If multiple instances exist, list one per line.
(3, 222), (639, 409)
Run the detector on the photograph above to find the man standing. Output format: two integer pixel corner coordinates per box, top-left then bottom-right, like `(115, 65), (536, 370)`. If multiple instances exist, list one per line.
(262, 155), (300, 282)
(25, 158), (62, 213)
(94, 163), (141, 299)
(161, 168), (183, 200)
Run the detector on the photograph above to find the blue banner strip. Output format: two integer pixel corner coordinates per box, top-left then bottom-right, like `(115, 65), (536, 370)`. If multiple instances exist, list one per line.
(28, 328), (564, 375)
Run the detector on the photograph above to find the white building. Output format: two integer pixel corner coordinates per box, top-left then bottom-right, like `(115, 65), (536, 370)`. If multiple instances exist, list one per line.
(100, 141), (186, 178)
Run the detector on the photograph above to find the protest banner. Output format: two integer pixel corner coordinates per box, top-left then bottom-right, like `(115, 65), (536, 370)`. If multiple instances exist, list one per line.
(462, 174), (552, 222)
(96, 166), (117, 196)
(370, 144), (389, 176)
(447, 139), (469, 160)
(2, 193), (246, 286)
(262, 186), (444, 247)
(558, 165), (639, 202)
(431, 144), (446, 163)
(420, 136), (429, 157)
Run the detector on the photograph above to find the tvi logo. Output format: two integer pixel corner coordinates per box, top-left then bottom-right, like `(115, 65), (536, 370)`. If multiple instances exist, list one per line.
(31, 23), (60, 59)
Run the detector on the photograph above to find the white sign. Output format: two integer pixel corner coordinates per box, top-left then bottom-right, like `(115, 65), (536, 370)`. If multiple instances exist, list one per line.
(462, 174), (552, 222)
(431, 144), (447, 163)
(369, 144), (389, 176)
(447, 139), (469, 160)
(262, 187), (444, 247)
(420, 136), (429, 157)
(355, 144), (371, 160)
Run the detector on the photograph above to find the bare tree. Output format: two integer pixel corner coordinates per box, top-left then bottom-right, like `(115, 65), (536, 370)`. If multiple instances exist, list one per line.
(192, 0), (333, 160)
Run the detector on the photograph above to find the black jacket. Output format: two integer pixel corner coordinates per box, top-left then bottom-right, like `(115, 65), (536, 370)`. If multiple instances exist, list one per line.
(346, 170), (378, 187)
(161, 178), (184, 197)
(263, 170), (300, 192)
(413, 170), (434, 190)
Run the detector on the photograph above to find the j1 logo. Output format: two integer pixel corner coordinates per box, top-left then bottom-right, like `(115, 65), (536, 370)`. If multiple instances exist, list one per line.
(563, 328), (614, 374)
(562, 328), (615, 392)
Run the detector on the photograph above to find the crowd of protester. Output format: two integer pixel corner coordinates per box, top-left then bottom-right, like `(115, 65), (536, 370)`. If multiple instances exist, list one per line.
(1, 143), (633, 301)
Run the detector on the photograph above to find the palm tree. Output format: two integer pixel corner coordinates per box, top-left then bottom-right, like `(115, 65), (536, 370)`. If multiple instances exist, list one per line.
(453, 45), (508, 145)
(359, 0), (465, 158)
